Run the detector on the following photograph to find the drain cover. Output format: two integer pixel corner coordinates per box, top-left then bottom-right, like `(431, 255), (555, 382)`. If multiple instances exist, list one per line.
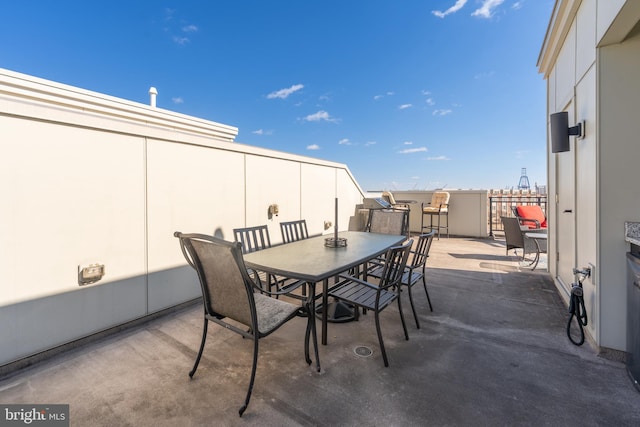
(354, 346), (373, 357)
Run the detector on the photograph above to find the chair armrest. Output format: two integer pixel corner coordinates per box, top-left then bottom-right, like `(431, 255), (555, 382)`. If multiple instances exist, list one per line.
(336, 273), (379, 290)
(525, 228), (547, 235)
(518, 218), (541, 228)
(250, 271), (307, 297)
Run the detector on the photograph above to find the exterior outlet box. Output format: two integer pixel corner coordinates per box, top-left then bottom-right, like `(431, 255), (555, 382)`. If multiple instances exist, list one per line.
(78, 264), (105, 286)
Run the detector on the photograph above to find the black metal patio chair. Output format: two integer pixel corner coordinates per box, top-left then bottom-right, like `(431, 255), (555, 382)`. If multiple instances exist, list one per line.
(328, 239), (413, 367)
(367, 231), (436, 329)
(233, 224), (272, 254)
(365, 208), (409, 236)
(280, 219), (309, 243)
(174, 232), (318, 417)
(233, 225), (304, 298)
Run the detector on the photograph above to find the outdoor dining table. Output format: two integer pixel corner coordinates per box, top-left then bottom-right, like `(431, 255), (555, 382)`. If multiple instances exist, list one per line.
(243, 231), (407, 351)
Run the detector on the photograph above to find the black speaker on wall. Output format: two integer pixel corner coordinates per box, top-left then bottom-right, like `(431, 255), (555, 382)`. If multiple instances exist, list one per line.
(550, 112), (570, 153)
(550, 111), (583, 153)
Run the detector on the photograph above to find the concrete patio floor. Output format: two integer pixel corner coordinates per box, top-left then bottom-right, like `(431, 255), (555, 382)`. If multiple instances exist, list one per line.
(1, 236), (639, 426)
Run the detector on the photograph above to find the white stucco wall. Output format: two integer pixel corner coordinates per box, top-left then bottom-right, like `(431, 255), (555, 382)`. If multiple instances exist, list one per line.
(598, 31), (640, 350)
(539, 0), (640, 351)
(387, 190), (490, 238)
(0, 68), (364, 365)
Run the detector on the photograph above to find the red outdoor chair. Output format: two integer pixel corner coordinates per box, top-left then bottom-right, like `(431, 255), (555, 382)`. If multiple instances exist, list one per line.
(515, 205), (547, 229)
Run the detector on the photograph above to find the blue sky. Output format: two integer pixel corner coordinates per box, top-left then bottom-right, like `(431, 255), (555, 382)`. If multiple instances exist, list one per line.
(0, 0), (554, 191)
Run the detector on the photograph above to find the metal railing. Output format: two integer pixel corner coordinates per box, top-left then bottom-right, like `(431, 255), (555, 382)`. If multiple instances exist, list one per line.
(488, 194), (547, 237)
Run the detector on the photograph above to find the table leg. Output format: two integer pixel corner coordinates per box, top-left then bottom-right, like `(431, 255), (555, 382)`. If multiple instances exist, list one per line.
(322, 278), (328, 345)
(307, 282), (321, 372)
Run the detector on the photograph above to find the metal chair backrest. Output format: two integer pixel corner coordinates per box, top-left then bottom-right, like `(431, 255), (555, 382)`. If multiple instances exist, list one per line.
(233, 225), (272, 254)
(410, 231), (436, 270)
(377, 239), (413, 290)
(366, 209), (409, 235)
(280, 220), (309, 243)
(175, 233), (254, 326)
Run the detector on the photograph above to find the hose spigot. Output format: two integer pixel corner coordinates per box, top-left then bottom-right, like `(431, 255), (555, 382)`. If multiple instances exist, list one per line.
(572, 267), (591, 278)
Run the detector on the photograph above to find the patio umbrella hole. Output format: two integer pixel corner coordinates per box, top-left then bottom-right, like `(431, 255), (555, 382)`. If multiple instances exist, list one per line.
(354, 346), (373, 357)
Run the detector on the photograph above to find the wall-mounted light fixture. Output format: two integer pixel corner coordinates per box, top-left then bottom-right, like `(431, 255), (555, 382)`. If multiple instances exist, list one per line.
(550, 111), (584, 153)
(267, 203), (279, 220)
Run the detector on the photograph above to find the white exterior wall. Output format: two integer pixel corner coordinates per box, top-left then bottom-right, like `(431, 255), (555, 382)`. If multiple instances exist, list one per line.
(598, 32), (640, 349)
(539, 0), (640, 351)
(389, 190), (490, 238)
(0, 69), (364, 366)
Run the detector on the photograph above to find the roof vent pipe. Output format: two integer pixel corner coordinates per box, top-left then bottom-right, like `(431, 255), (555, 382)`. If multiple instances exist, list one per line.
(149, 87), (158, 107)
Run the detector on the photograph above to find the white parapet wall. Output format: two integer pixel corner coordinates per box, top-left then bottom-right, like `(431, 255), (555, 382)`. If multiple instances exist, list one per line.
(0, 68), (364, 366)
(387, 190), (491, 238)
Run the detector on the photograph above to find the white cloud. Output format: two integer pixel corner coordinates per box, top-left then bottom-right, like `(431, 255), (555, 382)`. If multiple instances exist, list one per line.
(427, 156), (451, 161)
(433, 109), (453, 116)
(173, 36), (189, 45)
(373, 92), (394, 100)
(421, 90), (431, 96)
(512, 1), (524, 10)
(172, 97), (184, 104)
(365, 141), (377, 147)
(403, 141), (413, 145)
(252, 129), (273, 135)
(398, 104), (413, 110)
(425, 98), (435, 106)
(338, 138), (351, 145)
(472, 0), (505, 18)
(163, 9), (198, 44)
(303, 110), (338, 123)
(267, 84), (304, 99)
(398, 147), (428, 154)
(432, 0), (468, 18)
(307, 144), (320, 150)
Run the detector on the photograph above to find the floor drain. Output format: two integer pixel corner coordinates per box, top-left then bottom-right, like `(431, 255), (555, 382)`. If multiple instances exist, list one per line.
(354, 346), (373, 357)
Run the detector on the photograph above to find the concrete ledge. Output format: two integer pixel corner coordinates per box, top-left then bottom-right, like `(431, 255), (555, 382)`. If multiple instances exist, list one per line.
(0, 298), (200, 379)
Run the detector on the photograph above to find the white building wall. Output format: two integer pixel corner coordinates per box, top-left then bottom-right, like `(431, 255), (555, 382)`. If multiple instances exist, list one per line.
(0, 69), (364, 366)
(575, 65), (597, 342)
(388, 190), (490, 238)
(555, 22), (577, 110)
(598, 32), (640, 349)
(540, 0), (640, 351)
(596, 0), (629, 42)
